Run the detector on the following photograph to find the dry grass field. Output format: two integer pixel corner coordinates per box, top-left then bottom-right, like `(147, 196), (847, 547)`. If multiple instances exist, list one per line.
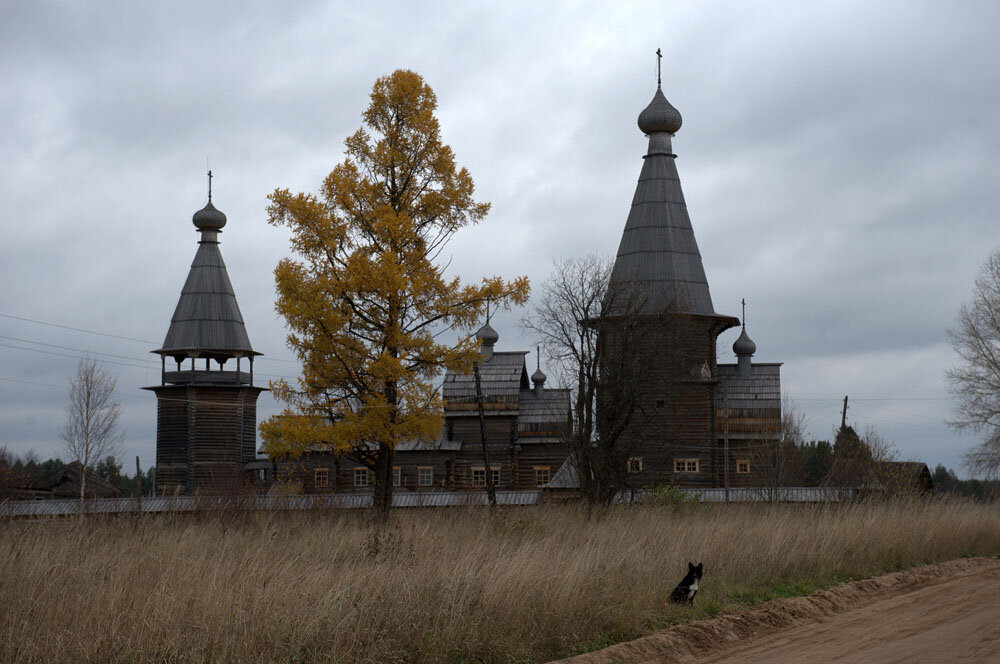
(2, 499), (999, 663)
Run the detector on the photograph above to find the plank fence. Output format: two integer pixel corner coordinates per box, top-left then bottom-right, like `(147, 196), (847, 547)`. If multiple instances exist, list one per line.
(0, 486), (855, 518)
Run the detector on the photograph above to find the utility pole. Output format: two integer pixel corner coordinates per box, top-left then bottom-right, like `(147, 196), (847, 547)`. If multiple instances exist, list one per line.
(841, 395), (849, 431)
(724, 390), (730, 503)
(473, 362), (497, 509)
(135, 455), (142, 515)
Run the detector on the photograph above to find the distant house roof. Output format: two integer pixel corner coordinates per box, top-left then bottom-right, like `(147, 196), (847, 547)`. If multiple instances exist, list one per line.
(876, 461), (935, 494)
(44, 461), (123, 498)
(716, 363), (782, 415)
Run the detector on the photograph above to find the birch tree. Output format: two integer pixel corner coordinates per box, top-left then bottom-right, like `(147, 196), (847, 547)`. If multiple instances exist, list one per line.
(59, 356), (124, 511)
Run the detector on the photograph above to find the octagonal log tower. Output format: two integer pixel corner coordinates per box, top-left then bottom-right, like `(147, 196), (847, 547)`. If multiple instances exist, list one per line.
(601, 75), (740, 489)
(144, 177), (266, 495)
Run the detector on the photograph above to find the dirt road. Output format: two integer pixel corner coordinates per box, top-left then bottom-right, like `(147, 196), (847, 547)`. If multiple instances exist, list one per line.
(554, 557), (1000, 664)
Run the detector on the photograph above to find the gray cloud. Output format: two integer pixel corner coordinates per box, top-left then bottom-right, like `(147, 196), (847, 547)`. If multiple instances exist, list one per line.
(2, 0), (997, 476)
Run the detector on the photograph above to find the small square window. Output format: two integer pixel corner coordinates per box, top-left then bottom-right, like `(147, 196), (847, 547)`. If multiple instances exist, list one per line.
(393, 466), (401, 487)
(314, 468), (329, 488)
(534, 466), (551, 486)
(627, 457), (643, 474)
(736, 460), (750, 475)
(353, 467), (370, 487)
(656, 400), (665, 408)
(418, 466), (433, 487)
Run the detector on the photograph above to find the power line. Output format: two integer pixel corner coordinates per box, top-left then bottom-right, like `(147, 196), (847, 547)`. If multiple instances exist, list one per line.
(0, 342), (298, 382)
(0, 311), (300, 364)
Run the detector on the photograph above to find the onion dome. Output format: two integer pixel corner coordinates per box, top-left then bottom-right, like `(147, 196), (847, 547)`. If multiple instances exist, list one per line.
(531, 366), (546, 386)
(638, 86), (682, 135)
(733, 326), (756, 357)
(476, 321), (499, 347)
(193, 200), (227, 232)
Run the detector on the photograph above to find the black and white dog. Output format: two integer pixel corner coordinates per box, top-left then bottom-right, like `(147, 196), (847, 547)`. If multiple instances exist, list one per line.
(669, 562), (704, 605)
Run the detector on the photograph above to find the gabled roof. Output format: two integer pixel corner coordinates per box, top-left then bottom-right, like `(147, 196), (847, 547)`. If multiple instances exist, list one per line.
(155, 225), (258, 360)
(44, 461), (123, 498)
(442, 351), (529, 404)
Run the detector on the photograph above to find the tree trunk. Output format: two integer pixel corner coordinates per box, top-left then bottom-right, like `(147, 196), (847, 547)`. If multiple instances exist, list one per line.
(473, 362), (497, 509)
(372, 443), (394, 522)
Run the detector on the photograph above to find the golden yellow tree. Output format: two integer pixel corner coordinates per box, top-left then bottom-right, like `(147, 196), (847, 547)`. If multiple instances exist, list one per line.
(261, 70), (529, 518)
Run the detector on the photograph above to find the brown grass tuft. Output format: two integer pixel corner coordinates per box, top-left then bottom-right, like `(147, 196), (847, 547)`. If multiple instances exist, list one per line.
(2, 498), (999, 663)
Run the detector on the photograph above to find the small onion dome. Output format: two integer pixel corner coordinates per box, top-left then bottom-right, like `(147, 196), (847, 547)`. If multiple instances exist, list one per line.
(192, 200), (227, 231)
(732, 327), (757, 357)
(531, 366), (546, 385)
(638, 87), (682, 135)
(476, 321), (499, 346)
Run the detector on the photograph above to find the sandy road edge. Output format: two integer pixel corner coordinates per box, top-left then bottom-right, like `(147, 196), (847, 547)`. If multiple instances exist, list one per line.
(550, 556), (1000, 664)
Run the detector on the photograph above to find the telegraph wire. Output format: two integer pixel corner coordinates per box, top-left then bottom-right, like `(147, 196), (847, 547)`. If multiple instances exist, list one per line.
(0, 342), (299, 382)
(0, 311), (300, 364)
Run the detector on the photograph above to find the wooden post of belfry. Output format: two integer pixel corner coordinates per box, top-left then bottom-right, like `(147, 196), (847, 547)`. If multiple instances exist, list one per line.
(136, 456), (142, 516)
(473, 361), (497, 509)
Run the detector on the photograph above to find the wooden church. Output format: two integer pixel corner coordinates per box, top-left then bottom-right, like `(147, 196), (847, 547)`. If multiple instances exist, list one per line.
(145, 177), (266, 495)
(550, 64), (783, 492)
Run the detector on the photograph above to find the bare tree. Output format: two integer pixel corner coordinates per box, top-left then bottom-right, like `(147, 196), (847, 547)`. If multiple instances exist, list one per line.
(947, 250), (1000, 478)
(59, 356), (124, 512)
(521, 255), (650, 505)
(750, 396), (807, 501)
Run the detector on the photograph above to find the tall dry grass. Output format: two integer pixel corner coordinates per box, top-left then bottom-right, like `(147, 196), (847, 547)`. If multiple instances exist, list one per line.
(2, 499), (998, 663)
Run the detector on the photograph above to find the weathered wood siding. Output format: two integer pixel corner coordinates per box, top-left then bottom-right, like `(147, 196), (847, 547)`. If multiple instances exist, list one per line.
(152, 384), (264, 495)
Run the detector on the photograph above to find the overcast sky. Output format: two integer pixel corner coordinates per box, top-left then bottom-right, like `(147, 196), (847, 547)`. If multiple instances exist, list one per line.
(2, 1), (998, 477)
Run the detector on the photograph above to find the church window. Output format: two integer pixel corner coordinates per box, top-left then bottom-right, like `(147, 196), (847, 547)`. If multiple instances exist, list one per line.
(418, 466), (434, 486)
(737, 460), (750, 474)
(393, 466), (402, 487)
(472, 466), (500, 487)
(534, 466), (552, 486)
(353, 467), (370, 487)
(314, 468), (329, 488)
(674, 458), (700, 473)
(627, 457), (644, 474)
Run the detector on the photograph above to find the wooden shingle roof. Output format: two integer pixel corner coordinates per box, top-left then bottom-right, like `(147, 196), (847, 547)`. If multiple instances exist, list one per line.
(155, 204), (258, 361)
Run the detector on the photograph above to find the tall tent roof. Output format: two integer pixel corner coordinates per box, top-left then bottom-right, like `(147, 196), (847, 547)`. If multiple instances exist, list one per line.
(155, 199), (258, 360)
(608, 82), (720, 317)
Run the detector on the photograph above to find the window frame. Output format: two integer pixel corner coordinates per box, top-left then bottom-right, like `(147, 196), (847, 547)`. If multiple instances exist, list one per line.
(627, 457), (644, 474)
(471, 465), (501, 487)
(417, 466), (434, 487)
(674, 458), (700, 473)
(736, 459), (750, 475)
(534, 465), (552, 486)
(353, 467), (370, 487)
(392, 465), (402, 487)
(314, 467), (330, 488)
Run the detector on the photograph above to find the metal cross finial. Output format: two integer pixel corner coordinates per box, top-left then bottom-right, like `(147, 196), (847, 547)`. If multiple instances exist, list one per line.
(207, 169), (213, 202)
(656, 47), (662, 87)
(536, 345), (541, 371)
(741, 298), (746, 328)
